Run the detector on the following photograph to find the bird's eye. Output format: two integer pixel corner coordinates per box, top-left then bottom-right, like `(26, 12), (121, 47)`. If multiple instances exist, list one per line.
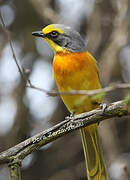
(50, 31), (59, 38)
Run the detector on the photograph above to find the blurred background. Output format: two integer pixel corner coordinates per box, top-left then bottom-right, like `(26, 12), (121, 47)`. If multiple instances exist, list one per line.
(0, 0), (130, 179)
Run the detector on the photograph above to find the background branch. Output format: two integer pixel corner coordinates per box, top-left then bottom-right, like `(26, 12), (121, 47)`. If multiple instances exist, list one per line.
(27, 82), (130, 97)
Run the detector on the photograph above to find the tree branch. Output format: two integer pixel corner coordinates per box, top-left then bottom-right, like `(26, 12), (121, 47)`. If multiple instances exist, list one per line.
(8, 161), (21, 180)
(0, 100), (129, 166)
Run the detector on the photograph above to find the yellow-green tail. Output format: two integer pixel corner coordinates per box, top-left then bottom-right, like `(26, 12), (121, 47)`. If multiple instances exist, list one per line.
(80, 124), (107, 180)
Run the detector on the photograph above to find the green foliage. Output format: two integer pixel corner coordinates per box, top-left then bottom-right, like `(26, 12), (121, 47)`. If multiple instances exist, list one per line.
(123, 93), (130, 105)
(91, 92), (106, 102)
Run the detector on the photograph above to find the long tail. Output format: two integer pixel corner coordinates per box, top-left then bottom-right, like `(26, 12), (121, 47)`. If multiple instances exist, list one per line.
(80, 124), (107, 180)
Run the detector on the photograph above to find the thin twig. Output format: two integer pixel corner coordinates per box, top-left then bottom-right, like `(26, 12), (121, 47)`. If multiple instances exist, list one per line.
(0, 11), (26, 84)
(27, 83), (130, 97)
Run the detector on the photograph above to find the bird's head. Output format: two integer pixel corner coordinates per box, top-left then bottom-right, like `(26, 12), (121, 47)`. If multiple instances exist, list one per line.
(32, 24), (86, 53)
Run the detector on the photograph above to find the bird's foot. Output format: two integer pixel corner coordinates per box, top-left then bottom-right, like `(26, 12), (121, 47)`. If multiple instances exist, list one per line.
(65, 111), (75, 121)
(100, 103), (107, 112)
(97, 103), (107, 125)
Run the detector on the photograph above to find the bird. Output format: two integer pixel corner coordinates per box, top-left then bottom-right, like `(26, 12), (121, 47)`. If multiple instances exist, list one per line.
(32, 24), (107, 180)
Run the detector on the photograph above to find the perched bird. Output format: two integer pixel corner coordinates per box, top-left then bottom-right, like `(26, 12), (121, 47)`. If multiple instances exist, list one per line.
(32, 24), (107, 180)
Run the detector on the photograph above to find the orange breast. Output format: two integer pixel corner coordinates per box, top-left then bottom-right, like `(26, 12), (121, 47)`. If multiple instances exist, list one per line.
(53, 51), (87, 75)
(53, 50), (101, 113)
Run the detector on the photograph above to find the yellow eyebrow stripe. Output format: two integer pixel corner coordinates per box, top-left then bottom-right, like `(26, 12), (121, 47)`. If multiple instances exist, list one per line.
(42, 24), (64, 34)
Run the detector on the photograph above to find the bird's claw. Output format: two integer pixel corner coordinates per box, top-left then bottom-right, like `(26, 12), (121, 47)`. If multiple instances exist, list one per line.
(65, 111), (75, 121)
(100, 103), (107, 113)
(97, 103), (107, 125)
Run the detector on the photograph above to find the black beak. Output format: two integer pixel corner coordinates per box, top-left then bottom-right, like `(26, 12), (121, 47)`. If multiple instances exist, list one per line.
(32, 31), (45, 38)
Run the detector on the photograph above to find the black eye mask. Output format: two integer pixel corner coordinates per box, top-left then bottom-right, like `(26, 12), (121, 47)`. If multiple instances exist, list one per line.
(46, 31), (59, 39)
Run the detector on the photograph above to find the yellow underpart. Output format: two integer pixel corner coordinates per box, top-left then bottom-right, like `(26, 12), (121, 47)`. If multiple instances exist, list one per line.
(53, 51), (107, 179)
